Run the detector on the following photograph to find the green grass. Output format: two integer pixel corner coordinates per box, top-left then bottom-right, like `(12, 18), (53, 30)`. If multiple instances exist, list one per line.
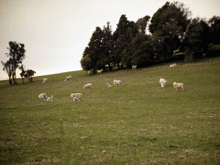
(0, 57), (220, 164)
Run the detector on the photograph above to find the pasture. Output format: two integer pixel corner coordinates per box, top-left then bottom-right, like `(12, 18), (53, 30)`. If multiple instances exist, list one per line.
(0, 57), (220, 164)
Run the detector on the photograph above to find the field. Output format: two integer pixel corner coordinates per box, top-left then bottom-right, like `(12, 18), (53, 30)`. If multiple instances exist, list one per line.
(0, 57), (220, 164)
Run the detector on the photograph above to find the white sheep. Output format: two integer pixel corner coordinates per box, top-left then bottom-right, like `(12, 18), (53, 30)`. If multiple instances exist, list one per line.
(42, 78), (48, 83)
(64, 75), (72, 81)
(83, 83), (92, 89)
(88, 70), (93, 75)
(173, 82), (184, 90)
(47, 95), (54, 102)
(70, 93), (82, 101)
(159, 78), (168, 87)
(73, 97), (80, 102)
(39, 93), (47, 101)
(113, 80), (122, 86)
(170, 63), (176, 69)
(106, 83), (111, 87)
(97, 69), (103, 74)
(132, 65), (137, 70)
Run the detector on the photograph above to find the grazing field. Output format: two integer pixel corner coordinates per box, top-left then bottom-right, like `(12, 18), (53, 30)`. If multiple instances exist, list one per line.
(0, 57), (220, 164)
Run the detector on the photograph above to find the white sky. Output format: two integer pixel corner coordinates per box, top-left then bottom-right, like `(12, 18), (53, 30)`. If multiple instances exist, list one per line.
(0, 0), (220, 80)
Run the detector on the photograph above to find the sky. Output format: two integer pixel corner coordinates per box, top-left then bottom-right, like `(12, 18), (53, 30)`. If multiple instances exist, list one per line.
(0, 0), (220, 80)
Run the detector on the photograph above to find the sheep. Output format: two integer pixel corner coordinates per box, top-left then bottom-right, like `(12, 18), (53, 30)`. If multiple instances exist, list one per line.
(159, 78), (168, 87)
(88, 70), (93, 75)
(106, 83), (111, 87)
(173, 82), (184, 90)
(97, 69), (103, 74)
(73, 97), (80, 102)
(83, 83), (92, 89)
(42, 78), (48, 83)
(70, 93), (82, 101)
(39, 93), (47, 101)
(132, 65), (137, 70)
(64, 75), (72, 81)
(170, 63), (176, 69)
(113, 80), (122, 86)
(47, 95), (53, 102)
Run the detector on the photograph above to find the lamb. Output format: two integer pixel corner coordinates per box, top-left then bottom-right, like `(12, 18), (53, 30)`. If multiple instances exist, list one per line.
(42, 78), (48, 83)
(132, 65), (137, 70)
(170, 63), (176, 69)
(70, 93), (82, 101)
(159, 78), (168, 87)
(88, 70), (93, 75)
(73, 97), (80, 102)
(113, 80), (122, 86)
(83, 83), (92, 89)
(97, 69), (103, 74)
(64, 75), (72, 81)
(106, 83), (111, 87)
(47, 95), (53, 102)
(39, 93), (47, 101)
(173, 82), (184, 90)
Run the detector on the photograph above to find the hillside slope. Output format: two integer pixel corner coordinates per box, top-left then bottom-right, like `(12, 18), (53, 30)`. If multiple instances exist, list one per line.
(0, 57), (220, 164)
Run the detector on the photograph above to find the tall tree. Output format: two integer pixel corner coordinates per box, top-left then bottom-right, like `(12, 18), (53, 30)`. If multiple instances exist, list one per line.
(184, 18), (210, 62)
(136, 15), (150, 34)
(209, 16), (220, 44)
(112, 14), (130, 69)
(102, 22), (113, 71)
(1, 41), (26, 84)
(149, 1), (191, 62)
(80, 27), (104, 72)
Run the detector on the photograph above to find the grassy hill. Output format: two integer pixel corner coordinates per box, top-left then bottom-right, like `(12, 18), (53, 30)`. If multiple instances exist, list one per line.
(0, 57), (220, 164)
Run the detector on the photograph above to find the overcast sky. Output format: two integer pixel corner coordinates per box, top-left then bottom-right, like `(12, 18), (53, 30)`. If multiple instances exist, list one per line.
(0, 0), (220, 80)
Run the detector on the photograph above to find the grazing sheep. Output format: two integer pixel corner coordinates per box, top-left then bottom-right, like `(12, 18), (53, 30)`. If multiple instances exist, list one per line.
(173, 82), (184, 90)
(83, 83), (92, 89)
(47, 95), (53, 102)
(88, 70), (93, 75)
(73, 97), (80, 102)
(42, 78), (48, 83)
(64, 75), (72, 81)
(106, 83), (111, 87)
(70, 93), (82, 101)
(97, 69), (103, 74)
(159, 78), (168, 87)
(113, 80), (122, 86)
(170, 63), (176, 69)
(39, 93), (47, 101)
(132, 65), (137, 70)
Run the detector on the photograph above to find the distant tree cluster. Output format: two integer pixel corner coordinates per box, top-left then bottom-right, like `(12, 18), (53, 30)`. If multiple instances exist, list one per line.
(81, 1), (220, 72)
(1, 41), (36, 85)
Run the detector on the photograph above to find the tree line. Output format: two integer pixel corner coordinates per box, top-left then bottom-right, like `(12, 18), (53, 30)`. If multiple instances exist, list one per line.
(80, 1), (220, 73)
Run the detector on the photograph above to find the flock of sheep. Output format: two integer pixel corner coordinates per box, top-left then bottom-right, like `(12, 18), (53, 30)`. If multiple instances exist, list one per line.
(39, 63), (183, 102)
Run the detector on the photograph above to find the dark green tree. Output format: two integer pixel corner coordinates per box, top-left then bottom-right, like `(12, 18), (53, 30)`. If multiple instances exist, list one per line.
(131, 33), (154, 67)
(136, 15), (150, 34)
(209, 16), (220, 44)
(102, 22), (113, 71)
(112, 14), (130, 69)
(1, 41), (26, 85)
(184, 18), (210, 62)
(149, 1), (191, 62)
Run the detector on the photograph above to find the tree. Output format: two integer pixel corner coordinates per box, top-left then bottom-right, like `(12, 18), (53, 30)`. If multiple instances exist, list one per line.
(80, 27), (104, 72)
(131, 33), (154, 67)
(149, 1), (191, 62)
(136, 15), (150, 34)
(20, 65), (36, 83)
(209, 16), (220, 44)
(102, 22), (113, 71)
(1, 41), (26, 84)
(112, 14), (130, 69)
(184, 18), (210, 62)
